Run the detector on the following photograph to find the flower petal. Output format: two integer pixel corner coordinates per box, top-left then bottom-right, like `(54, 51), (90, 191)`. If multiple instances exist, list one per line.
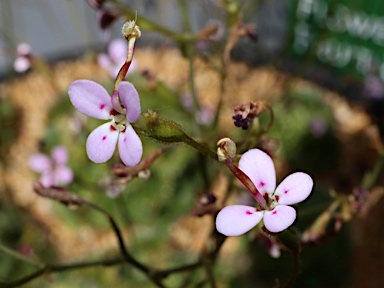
(40, 172), (54, 187)
(118, 82), (141, 122)
(54, 165), (74, 185)
(51, 146), (69, 165)
(263, 205), (296, 233)
(29, 153), (51, 173)
(108, 39), (127, 63)
(274, 172), (313, 205)
(238, 149), (276, 196)
(216, 205), (263, 236)
(86, 122), (119, 163)
(97, 53), (112, 70)
(118, 125), (142, 167)
(68, 80), (112, 120)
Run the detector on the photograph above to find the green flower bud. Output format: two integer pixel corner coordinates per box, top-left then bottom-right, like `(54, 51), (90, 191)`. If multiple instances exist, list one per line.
(138, 110), (187, 143)
(134, 110), (218, 160)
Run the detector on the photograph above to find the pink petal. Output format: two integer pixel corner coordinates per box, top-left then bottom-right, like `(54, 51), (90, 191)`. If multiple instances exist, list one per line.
(216, 205), (264, 236)
(238, 149), (276, 196)
(263, 205), (296, 233)
(14, 57), (30, 72)
(86, 122), (119, 163)
(274, 172), (313, 205)
(111, 65), (121, 79)
(68, 80), (112, 120)
(118, 125), (142, 167)
(108, 39), (127, 63)
(118, 82), (141, 122)
(129, 58), (138, 74)
(40, 172), (54, 187)
(97, 53), (112, 70)
(17, 43), (31, 56)
(54, 165), (74, 185)
(29, 153), (51, 173)
(51, 146), (69, 165)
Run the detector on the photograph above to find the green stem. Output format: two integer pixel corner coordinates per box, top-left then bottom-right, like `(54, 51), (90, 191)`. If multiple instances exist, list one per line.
(284, 252), (300, 288)
(0, 243), (41, 268)
(109, 0), (193, 43)
(183, 134), (217, 161)
(179, 0), (201, 122)
(362, 149), (384, 190)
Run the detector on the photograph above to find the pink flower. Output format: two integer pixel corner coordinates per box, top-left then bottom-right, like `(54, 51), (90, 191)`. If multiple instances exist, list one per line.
(68, 79), (142, 167)
(216, 149), (313, 236)
(98, 39), (137, 78)
(29, 146), (73, 187)
(14, 43), (32, 73)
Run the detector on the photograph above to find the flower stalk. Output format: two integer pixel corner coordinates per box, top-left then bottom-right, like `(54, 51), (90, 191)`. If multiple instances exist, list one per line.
(112, 21), (141, 113)
(217, 139), (268, 209)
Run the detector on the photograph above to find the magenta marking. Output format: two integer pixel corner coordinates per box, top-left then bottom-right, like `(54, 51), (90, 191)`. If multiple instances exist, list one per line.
(245, 210), (253, 215)
(284, 189), (289, 194)
(259, 181), (265, 187)
(110, 109), (118, 116)
(272, 210), (277, 215)
(102, 135), (107, 141)
(110, 125), (117, 131)
(99, 103), (106, 110)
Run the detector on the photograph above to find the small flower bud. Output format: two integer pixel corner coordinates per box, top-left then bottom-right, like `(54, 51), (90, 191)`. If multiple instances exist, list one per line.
(140, 110), (187, 143)
(138, 169), (151, 179)
(232, 101), (266, 130)
(217, 138), (236, 161)
(122, 20), (141, 39)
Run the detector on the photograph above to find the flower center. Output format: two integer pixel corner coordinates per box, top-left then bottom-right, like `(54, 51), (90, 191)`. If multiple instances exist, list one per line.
(268, 194), (279, 209)
(111, 113), (128, 132)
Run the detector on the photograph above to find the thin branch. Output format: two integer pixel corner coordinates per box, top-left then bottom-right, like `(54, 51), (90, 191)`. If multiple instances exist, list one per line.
(32, 183), (166, 288)
(0, 243), (42, 268)
(1, 256), (125, 287)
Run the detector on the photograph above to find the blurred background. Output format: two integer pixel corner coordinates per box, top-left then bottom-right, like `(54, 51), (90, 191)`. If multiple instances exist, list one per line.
(1, 0), (384, 287)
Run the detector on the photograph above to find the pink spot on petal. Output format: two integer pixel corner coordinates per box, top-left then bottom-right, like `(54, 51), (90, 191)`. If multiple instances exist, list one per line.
(284, 189), (289, 194)
(102, 135), (107, 141)
(245, 210), (253, 215)
(259, 181), (265, 187)
(99, 103), (106, 110)
(272, 210), (277, 215)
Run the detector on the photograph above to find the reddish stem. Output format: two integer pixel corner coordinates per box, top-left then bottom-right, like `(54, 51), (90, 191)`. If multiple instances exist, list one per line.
(225, 157), (268, 210)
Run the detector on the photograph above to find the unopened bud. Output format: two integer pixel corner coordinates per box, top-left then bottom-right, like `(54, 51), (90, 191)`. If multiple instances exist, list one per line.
(122, 20), (141, 38)
(138, 169), (151, 179)
(217, 138), (236, 161)
(140, 110), (186, 143)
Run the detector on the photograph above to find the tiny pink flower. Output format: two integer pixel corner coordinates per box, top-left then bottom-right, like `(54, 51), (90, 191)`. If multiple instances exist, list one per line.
(98, 39), (137, 78)
(29, 146), (73, 187)
(14, 43), (32, 73)
(216, 149), (313, 236)
(68, 79), (142, 167)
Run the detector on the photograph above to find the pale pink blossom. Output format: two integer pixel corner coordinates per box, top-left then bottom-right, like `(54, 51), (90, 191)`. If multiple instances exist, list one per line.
(216, 149), (313, 236)
(29, 146), (73, 187)
(68, 79), (142, 167)
(98, 39), (137, 78)
(14, 43), (32, 73)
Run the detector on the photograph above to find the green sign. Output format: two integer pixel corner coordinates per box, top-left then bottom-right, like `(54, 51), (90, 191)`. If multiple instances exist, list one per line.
(289, 0), (384, 80)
